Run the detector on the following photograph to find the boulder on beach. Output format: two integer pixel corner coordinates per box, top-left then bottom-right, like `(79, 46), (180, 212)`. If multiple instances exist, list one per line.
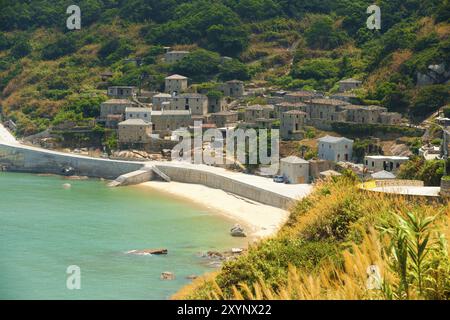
(230, 224), (247, 237)
(161, 272), (175, 280)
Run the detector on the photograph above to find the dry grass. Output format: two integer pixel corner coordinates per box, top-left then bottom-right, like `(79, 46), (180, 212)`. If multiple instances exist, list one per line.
(175, 179), (450, 300)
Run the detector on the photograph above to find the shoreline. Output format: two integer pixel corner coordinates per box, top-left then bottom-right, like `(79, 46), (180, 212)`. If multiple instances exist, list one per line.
(137, 181), (290, 240)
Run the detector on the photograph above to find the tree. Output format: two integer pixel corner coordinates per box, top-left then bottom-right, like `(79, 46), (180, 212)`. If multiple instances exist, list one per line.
(411, 85), (450, 118)
(11, 36), (31, 58)
(218, 59), (251, 81)
(172, 49), (221, 82)
(305, 16), (348, 50)
(42, 34), (78, 60)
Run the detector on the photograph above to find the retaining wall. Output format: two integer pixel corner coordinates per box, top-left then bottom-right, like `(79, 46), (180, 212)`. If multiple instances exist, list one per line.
(155, 165), (293, 209)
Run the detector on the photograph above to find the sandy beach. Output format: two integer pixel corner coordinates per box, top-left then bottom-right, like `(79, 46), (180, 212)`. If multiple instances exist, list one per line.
(139, 181), (290, 239)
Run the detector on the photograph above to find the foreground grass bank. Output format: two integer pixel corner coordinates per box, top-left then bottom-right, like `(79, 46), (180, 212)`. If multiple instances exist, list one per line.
(174, 178), (450, 300)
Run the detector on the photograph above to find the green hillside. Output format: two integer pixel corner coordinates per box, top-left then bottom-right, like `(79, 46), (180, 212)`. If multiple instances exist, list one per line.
(0, 0), (449, 136)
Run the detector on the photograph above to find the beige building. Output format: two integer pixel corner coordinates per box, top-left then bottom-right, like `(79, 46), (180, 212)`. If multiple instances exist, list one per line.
(244, 105), (274, 123)
(107, 86), (136, 99)
(125, 107), (152, 122)
(150, 110), (192, 133)
(164, 51), (189, 64)
(165, 74), (188, 94)
(170, 93), (208, 115)
(280, 156), (310, 184)
(210, 111), (238, 128)
(118, 119), (152, 144)
(100, 99), (136, 119)
(152, 93), (172, 111)
(338, 78), (362, 93)
(281, 110), (307, 140)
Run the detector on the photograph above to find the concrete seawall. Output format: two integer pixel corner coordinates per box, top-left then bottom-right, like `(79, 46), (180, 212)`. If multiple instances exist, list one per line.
(0, 142), (145, 179)
(155, 165), (295, 209)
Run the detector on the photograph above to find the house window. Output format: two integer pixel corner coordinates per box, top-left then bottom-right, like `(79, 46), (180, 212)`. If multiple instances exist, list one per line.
(372, 161), (374, 167)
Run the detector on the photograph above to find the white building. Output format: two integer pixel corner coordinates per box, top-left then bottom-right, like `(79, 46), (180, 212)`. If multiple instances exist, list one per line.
(318, 136), (354, 162)
(125, 107), (152, 122)
(364, 155), (409, 173)
(280, 156), (310, 184)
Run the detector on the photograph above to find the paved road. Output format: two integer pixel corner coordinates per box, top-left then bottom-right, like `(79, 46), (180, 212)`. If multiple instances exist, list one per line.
(0, 123), (17, 144)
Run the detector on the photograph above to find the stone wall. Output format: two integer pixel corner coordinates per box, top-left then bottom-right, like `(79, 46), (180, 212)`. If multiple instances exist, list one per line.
(440, 179), (450, 198)
(375, 180), (424, 188)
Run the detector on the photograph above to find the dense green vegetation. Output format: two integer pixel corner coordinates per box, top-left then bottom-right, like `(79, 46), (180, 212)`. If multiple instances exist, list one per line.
(0, 0), (449, 136)
(397, 156), (450, 186)
(174, 178), (450, 300)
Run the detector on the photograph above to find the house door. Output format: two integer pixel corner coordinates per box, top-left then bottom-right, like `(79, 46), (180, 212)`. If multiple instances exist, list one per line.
(297, 177), (305, 184)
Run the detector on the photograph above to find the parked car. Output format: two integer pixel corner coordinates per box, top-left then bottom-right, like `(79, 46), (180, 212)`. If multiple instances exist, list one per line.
(273, 175), (285, 183)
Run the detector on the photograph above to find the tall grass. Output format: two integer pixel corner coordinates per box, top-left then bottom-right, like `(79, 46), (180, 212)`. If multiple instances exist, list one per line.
(174, 178), (450, 300)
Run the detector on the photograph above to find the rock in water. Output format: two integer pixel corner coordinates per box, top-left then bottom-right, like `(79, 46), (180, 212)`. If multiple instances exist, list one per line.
(62, 183), (72, 189)
(161, 272), (175, 280)
(230, 224), (247, 237)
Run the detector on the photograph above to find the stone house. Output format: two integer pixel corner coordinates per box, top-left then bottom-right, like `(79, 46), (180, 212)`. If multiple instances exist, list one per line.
(220, 80), (244, 97)
(275, 102), (307, 118)
(284, 91), (321, 103)
(170, 93), (208, 115)
(364, 155), (409, 173)
(256, 118), (277, 130)
(164, 51), (189, 64)
(165, 74), (188, 94)
(107, 86), (137, 99)
(118, 119), (152, 144)
(105, 114), (124, 129)
(280, 156), (310, 184)
(125, 107), (152, 122)
(318, 135), (354, 162)
(281, 110), (307, 140)
(306, 99), (349, 121)
(244, 105), (274, 124)
(309, 159), (335, 180)
(340, 105), (387, 124)
(100, 99), (136, 119)
(152, 93), (172, 111)
(150, 110), (192, 133)
(338, 78), (362, 93)
(379, 112), (402, 125)
(210, 111), (238, 128)
(207, 95), (226, 113)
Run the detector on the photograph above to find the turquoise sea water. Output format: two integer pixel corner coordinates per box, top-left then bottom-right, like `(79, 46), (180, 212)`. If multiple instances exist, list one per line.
(0, 172), (246, 299)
